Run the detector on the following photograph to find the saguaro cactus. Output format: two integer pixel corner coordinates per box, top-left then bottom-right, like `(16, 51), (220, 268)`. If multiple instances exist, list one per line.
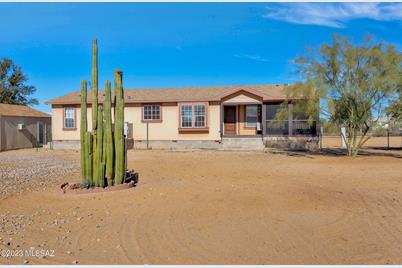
(79, 39), (129, 189)
(114, 70), (125, 184)
(91, 38), (98, 131)
(103, 80), (114, 186)
(80, 80), (87, 185)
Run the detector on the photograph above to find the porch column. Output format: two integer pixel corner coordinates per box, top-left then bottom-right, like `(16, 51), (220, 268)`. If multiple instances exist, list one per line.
(262, 103), (266, 137)
(288, 103), (293, 136)
(220, 103), (223, 138)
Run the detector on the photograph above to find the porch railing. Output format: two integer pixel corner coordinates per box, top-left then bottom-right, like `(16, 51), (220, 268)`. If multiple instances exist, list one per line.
(266, 120), (317, 136)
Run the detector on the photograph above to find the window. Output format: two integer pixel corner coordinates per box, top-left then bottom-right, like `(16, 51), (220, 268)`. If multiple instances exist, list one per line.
(180, 103), (207, 128)
(194, 104), (206, 128)
(64, 107), (76, 129)
(181, 105), (193, 128)
(143, 105), (161, 121)
(246, 105), (258, 128)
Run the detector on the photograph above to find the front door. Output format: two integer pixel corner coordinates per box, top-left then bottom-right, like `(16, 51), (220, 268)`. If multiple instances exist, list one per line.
(224, 106), (236, 135)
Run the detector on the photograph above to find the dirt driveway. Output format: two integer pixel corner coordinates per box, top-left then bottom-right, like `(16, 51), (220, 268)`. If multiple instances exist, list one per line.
(1, 149), (402, 264)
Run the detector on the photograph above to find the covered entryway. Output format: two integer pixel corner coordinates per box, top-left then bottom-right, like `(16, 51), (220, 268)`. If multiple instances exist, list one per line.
(220, 89), (264, 137)
(222, 104), (262, 136)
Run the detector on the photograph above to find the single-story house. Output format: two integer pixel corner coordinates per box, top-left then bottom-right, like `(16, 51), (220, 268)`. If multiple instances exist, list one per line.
(0, 103), (51, 151)
(45, 84), (318, 150)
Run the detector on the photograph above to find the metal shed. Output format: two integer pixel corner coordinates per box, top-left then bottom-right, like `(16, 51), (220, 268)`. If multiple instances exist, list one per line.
(0, 104), (51, 151)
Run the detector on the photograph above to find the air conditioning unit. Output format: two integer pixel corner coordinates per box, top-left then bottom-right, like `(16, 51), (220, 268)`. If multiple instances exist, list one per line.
(17, 123), (25, 130)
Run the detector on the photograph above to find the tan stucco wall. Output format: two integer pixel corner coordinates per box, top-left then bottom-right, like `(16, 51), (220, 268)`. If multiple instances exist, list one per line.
(51, 103), (221, 141)
(0, 116), (51, 151)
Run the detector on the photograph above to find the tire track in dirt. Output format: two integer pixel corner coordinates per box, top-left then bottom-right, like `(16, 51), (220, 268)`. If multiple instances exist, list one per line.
(355, 190), (402, 263)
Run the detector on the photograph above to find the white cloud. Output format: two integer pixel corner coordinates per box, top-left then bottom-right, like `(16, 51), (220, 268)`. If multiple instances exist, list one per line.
(234, 54), (268, 62)
(263, 3), (402, 28)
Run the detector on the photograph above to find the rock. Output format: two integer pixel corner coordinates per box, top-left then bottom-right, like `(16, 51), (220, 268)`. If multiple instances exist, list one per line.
(23, 260), (29, 264)
(72, 260), (78, 264)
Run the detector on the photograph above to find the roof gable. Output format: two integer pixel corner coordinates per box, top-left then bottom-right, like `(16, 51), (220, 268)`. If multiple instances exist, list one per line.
(221, 89), (263, 104)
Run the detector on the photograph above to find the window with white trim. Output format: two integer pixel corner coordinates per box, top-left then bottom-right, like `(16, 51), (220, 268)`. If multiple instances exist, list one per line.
(64, 107), (75, 129)
(143, 104), (161, 121)
(194, 104), (206, 127)
(180, 103), (207, 128)
(246, 105), (258, 128)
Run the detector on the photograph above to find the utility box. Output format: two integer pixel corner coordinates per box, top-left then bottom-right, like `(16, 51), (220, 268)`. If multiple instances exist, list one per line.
(124, 122), (129, 137)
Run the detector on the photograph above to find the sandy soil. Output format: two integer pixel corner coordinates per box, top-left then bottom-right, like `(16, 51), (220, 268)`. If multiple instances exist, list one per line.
(1, 147), (402, 264)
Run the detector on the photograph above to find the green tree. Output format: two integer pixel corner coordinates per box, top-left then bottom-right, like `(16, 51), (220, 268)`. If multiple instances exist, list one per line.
(284, 35), (402, 156)
(386, 91), (402, 121)
(0, 58), (38, 106)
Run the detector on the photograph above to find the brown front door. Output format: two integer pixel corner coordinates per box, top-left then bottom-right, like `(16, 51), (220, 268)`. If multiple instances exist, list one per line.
(224, 106), (236, 135)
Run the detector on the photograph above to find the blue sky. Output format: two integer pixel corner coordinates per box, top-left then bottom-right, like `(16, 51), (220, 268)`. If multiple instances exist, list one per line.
(0, 2), (401, 113)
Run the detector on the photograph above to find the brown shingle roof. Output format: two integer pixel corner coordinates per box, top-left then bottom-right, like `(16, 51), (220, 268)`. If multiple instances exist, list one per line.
(0, 103), (50, 118)
(45, 84), (290, 105)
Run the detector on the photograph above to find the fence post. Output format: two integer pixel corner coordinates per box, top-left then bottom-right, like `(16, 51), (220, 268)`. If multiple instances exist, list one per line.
(387, 129), (390, 150)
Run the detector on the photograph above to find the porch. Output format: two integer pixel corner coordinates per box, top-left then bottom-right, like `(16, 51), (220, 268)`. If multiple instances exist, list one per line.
(219, 98), (317, 138)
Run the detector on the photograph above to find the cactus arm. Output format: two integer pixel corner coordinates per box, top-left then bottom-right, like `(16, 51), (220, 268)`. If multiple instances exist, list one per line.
(91, 38), (98, 131)
(96, 105), (105, 187)
(80, 80), (87, 185)
(84, 132), (93, 187)
(113, 70), (125, 184)
(104, 80), (114, 186)
(92, 132), (97, 186)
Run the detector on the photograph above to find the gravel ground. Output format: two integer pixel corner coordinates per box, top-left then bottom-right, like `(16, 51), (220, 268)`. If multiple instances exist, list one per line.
(0, 149), (79, 199)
